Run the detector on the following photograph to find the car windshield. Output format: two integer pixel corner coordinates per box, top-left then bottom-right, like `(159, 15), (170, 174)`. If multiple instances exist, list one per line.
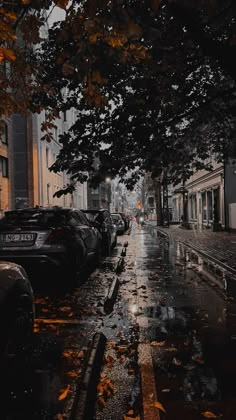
(83, 212), (97, 222)
(0, 210), (68, 228)
(112, 215), (121, 221)
(83, 211), (104, 223)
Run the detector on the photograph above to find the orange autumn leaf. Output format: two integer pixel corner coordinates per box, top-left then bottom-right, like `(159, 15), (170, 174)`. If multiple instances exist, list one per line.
(60, 306), (71, 312)
(150, 401), (166, 413)
(54, 414), (63, 420)
(150, 341), (166, 347)
(201, 411), (218, 418)
(104, 354), (115, 364)
(77, 350), (84, 359)
(0, 47), (16, 62)
(58, 385), (70, 401)
(66, 371), (78, 378)
(106, 341), (116, 349)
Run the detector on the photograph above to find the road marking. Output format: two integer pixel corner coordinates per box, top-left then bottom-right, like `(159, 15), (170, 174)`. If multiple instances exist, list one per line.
(133, 232), (161, 420)
(35, 318), (90, 325)
(139, 343), (160, 420)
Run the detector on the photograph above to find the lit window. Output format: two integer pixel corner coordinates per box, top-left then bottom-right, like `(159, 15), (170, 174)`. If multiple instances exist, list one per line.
(0, 121), (8, 144)
(0, 156), (8, 177)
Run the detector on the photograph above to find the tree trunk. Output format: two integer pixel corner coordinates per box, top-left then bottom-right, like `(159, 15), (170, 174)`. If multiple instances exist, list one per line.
(153, 178), (162, 225)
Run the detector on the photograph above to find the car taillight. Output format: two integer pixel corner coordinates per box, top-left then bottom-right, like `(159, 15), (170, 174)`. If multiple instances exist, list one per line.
(46, 227), (67, 243)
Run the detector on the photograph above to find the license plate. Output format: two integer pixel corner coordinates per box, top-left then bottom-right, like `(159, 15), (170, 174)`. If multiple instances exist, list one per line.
(3, 233), (34, 242)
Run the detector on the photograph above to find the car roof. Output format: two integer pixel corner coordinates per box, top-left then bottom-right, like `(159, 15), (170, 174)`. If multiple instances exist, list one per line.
(82, 209), (108, 213)
(5, 207), (77, 214)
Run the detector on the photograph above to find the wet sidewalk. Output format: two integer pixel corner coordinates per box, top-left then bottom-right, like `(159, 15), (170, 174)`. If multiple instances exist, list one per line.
(147, 222), (236, 273)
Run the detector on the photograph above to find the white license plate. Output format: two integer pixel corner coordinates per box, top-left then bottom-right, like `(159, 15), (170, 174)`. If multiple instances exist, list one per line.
(3, 233), (34, 242)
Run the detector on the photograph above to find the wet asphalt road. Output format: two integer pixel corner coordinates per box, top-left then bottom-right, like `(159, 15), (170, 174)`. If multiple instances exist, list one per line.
(2, 222), (236, 420)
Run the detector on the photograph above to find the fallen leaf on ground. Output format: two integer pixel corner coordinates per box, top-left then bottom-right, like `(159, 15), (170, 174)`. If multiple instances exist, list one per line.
(150, 341), (166, 347)
(106, 341), (116, 349)
(123, 416), (140, 420)
(201, 411), (218, 418)
(54, 414), (63, 420)
(192, 355), (205, 364)
(150, 401), (166, 413)
(66, 371), (78, 378)
(58, 385), (70, 401)
(60, 306), (71, 312)
(127, 410), (134, 415)
(105, 354), (115, 364)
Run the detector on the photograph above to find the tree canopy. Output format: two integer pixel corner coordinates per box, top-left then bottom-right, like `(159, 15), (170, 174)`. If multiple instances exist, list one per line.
(1, 0), (236, 189)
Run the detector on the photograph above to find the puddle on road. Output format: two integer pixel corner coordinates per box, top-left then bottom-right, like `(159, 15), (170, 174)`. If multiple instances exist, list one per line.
(139, 226), (236, 419)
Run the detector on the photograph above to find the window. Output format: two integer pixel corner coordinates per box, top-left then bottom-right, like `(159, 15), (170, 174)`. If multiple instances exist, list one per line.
(74, 211), (89, 225)
(46, 148), (49, 168)
(63, 111), (67, 122)
(0, 121), (8, 144)
(190, 194), (197, 220)
(207, 190), (213, 221)
(0, 156), (8, 177)
(92, 200), (99, 208)
(201, 192), (207, 221)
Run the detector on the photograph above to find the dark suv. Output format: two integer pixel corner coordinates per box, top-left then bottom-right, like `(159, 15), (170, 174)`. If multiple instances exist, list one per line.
(82, 209), (117, 256)
(0, 207), (102, 281)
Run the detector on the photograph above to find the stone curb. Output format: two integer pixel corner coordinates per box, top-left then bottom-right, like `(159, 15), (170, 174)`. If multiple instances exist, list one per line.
(104, 276), (120, 313)
(70, 332), (107, 420)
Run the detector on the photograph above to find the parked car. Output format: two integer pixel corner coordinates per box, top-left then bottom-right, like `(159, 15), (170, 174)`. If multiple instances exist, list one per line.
(82, 209), (117, 256)
(0, 207), (102, 283)
(0, 261), (34, 360)
(119, 212), (130, 230)
(111, 213), (126, 234)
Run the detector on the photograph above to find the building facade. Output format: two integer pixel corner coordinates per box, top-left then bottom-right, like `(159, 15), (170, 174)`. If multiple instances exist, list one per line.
(0, 119), (11, 216)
